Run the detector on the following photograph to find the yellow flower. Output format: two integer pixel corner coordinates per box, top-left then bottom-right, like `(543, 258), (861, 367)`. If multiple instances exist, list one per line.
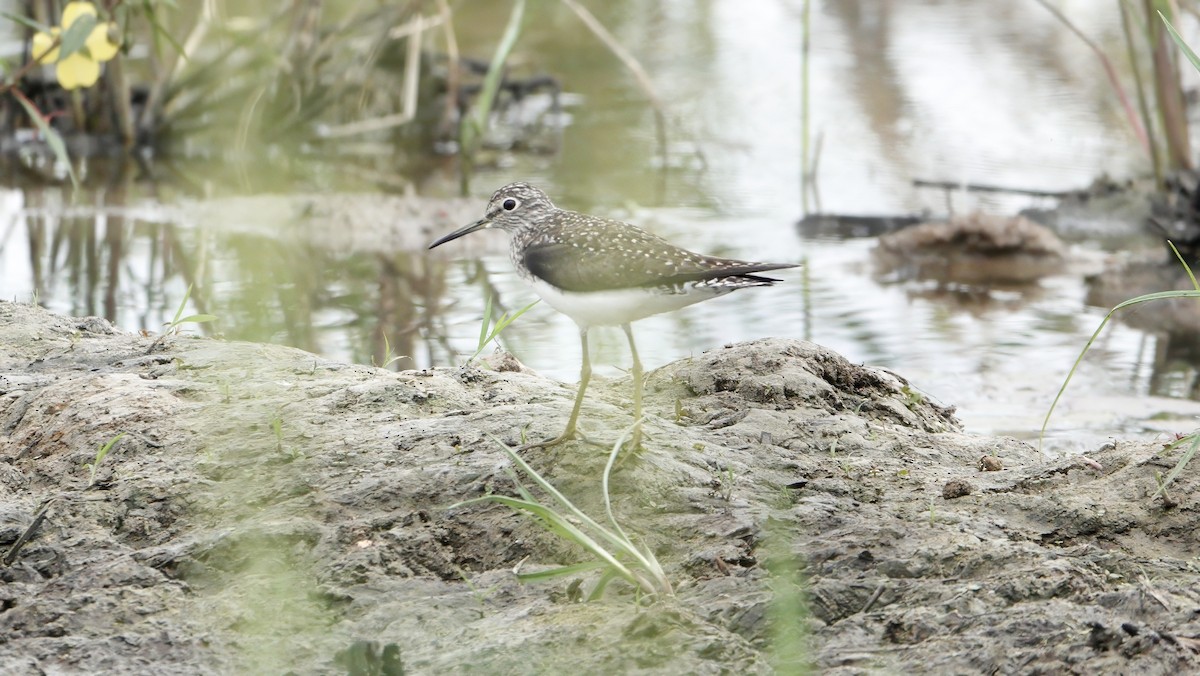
(32, 2), (120, 90)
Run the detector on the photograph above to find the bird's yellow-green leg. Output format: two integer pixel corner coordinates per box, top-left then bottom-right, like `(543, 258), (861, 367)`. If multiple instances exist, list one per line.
(622, 323), (644, 450)
(522, 327), (591, 450)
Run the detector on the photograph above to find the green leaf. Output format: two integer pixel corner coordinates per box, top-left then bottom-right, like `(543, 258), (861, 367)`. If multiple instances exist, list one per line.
(0, 11), (54, 34)
(452, 492), (634, 581)
(58, 13), (98, 61)
(13, 94), (78, 189)
(489, 299), (539, 338)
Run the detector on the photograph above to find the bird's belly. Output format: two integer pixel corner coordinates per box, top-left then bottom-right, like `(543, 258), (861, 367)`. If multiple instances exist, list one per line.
(528, 278), (727, 328)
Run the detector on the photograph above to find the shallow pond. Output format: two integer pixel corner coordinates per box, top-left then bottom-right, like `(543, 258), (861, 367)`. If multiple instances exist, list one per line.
(1, 0), (1196, 454)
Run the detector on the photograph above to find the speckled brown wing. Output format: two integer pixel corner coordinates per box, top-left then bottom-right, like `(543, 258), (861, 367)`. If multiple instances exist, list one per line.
(519, 214), (795, 292)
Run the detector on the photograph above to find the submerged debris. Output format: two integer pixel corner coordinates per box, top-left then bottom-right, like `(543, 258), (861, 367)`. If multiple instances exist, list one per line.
(873, 213), (1066, 285)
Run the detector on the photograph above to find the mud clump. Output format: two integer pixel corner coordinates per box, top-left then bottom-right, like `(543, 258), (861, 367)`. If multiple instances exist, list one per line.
(873, 213), (1066, 285)
(1, 300), (1198, 674)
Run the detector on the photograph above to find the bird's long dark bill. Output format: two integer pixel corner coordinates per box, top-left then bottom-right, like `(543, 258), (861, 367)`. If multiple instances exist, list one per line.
(428, 218), (489, 249)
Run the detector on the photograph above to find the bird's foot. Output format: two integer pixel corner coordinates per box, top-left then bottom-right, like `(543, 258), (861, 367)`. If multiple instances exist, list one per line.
(517, 424), (643, 454)
(519, 426), (587, 451)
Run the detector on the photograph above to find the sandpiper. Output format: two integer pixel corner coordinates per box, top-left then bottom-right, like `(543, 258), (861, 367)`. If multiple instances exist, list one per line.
(429, 182), (798, 449)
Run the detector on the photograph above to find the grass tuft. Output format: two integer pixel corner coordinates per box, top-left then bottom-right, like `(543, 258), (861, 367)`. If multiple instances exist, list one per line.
(86, 432), (126, 487)
(147, 284), (218, 352)
(469, 295), (539, 364)
(449, 420), (672, 600)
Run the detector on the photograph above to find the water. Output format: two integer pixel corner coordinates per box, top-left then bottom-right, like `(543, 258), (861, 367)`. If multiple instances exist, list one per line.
(1, 0), (1196, 453)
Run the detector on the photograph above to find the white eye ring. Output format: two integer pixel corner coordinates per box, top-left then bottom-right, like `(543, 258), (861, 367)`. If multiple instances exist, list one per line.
(502, 198), (519, 211)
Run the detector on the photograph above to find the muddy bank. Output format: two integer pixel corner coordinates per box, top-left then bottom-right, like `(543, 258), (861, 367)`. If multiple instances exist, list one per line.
(1, 300), (1198, 674)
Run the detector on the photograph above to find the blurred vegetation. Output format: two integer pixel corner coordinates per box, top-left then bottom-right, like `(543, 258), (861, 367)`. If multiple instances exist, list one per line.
(3, 1), (464, 179)
(0, 0), (663, 190)
(1116, 0), (1193, 182)
(6, 2), (1200, 195)
(1040, 0), (1199, 185)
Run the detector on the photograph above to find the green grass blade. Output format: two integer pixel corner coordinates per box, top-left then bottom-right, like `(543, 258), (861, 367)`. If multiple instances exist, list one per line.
(88, 432), (126, 486)
(142, 1), (188, 60)
(95, 432), (126, 463)
(504, 454), (631, 557)
(597, 420), (668, 587)
(475, 0), (526, 127)
(504, 467), (537, 503)
(602, 420), (639, 541)
(586, 568), (621, 601)
(1157, 432), (1200, 496)
(471, 298), (539, 362)
(1041, 288), (1200, 449)
(1166, 241), (1199, 290)
(461, 434), (672, 598)
(488, 299), (539, 339)
(174, 313), (217, 324)
(475, 293), (494, 357)
(515, 560), (607, 582)
(487, 434), (605, 530)
(1107, 289), (1200, 307)
(171, 284), (194, 325)
(502, 434), (667, 588)
(1161, 11), (1200, 73)
(452, 494), (587, 541)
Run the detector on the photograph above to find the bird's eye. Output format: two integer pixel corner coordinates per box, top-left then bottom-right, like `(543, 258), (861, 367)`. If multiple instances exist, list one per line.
(502, 198), (518, 211)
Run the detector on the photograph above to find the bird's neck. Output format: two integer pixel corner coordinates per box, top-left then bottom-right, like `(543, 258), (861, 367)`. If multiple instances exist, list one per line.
(509, 218), (554, 251)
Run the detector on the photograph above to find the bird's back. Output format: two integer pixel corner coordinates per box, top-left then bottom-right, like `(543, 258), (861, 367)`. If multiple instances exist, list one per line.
(515, 210), (795, 294)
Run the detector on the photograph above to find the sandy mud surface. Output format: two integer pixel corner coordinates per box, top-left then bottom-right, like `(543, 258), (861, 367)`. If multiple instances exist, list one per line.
(1, 299), (1198, 674)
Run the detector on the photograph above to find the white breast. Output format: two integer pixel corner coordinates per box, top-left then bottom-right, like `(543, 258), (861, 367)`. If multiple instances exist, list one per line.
(527, 277), (731, 329)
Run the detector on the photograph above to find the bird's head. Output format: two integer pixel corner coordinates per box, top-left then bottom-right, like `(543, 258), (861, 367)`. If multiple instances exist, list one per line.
(428, 182), (557, 249)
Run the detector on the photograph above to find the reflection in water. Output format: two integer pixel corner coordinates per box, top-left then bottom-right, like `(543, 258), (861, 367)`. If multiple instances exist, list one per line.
(178, 234), (460, 372)
(10, 188), (467, 374)
(1151, 334), (1200, 400)
(374, 252), (453, 372)
(20, 180), (203, 328)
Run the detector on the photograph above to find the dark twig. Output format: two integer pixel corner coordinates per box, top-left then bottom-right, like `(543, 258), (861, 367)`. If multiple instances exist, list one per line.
(861, 582), (886, 614)
(3, 497), (57, 566)
(0, 35), (62, 96)
(912, 179), (1073, 199)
